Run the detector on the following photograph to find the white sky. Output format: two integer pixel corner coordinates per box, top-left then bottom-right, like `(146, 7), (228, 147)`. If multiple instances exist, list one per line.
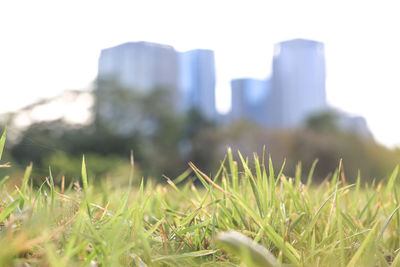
(1, 0), (400, 147)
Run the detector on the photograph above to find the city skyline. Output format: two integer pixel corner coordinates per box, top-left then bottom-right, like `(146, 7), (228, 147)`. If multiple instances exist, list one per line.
(1, 36), (393, 145)
(1, 0), (400, 147)
(93, 38), (371, 139)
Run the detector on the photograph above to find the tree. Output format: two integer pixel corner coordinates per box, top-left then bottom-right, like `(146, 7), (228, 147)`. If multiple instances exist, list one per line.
(305, 111), (341, 134)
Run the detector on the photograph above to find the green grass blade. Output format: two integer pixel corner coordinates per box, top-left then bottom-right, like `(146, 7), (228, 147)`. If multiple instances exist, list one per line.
(300, 184), (354, 243)
(0, 199), (19, 223)
(48, 167), (55, 210)
(306, 159), (318, 187)
(268, 155), (276, 208)
(81, 155), (91, 217)
(384, 165), (399, 200)
(377, 206), (399, 243)
(347, 223), (379, 267)
(81, 155), (88, 193)
(336, 192), (345, 267)
(172, 168), (192, 184)
(0, 128), (6, 161)
(238, 151), (263, 218)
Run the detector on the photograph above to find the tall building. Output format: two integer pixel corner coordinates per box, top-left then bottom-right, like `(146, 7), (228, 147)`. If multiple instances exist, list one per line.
(98, 41), (179, 93)
(96, 41), (180, 134)
(231, 78), (270, 125)
(266, 39), (327, 127)
(179, 49), (216, 120)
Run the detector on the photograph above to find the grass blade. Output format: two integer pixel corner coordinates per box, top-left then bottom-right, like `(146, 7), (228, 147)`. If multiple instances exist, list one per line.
(0, 128), (6, 161)
(81, 155), (91, 217)
(0, 199), (19, 223)
(347, 223), (379, 267)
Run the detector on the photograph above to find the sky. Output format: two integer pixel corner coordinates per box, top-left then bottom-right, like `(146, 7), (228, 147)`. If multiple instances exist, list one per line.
(1, 0), (400, 147)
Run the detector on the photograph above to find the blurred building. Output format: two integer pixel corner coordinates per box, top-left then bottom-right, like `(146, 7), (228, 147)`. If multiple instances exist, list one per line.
(98, 41), (179, 94)
(179, 49), (216, 120)
(336, 111), (373, 139)
(97, 42), (218, 121)
(96, 42), (180, 134)
(230, 78), (270, 125)
(266, 39), (327, 127)
(228, 38), (372, 139)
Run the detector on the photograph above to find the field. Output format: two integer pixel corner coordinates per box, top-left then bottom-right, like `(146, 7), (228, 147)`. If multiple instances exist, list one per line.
(1, 130), (400, 266)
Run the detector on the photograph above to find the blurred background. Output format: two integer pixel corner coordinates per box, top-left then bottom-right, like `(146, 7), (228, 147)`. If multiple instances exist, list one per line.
(1, 0), (400, 184)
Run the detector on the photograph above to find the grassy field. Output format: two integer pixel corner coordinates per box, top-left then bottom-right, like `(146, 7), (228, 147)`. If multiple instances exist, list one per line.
(1, 129), (400, 266)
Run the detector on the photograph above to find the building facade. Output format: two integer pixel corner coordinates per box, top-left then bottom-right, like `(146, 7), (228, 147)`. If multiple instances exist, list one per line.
(266, 39), (327, 127)
(98, 41), (179, 94)
(230, 78), (270, 125)
(179, 49), (216, 120)
(97, 42), (217, 121)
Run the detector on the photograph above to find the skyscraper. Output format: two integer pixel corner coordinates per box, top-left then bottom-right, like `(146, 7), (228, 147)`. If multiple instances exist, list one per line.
(179, 49), (216, 120)
(98, 41), (179, 93)
(96, 41), (180, 134)
(266, 39), (327, 127)
(231, 78), (270, 125)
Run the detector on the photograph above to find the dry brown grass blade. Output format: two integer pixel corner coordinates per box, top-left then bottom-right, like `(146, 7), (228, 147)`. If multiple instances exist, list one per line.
(0, 163), (11, 168)
(61, 176), (65, 194)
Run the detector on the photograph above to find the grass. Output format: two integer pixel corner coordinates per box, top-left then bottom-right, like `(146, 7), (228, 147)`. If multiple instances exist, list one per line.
(1, 130), (400, 266)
